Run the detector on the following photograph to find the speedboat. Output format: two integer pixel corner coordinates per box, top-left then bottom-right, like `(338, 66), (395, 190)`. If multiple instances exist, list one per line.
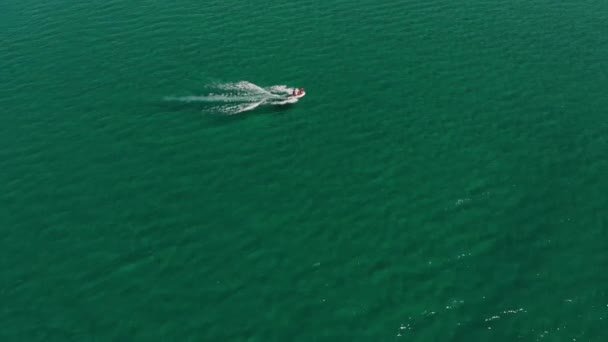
(290, 91), (306, 99)
(288, 88), (306, 99)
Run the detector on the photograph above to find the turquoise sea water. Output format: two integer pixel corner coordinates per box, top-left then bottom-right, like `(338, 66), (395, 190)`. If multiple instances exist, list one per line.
(2, 1), (608, 340)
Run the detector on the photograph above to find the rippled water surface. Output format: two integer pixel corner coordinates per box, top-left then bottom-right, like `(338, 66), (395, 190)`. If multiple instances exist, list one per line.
(2, 1), (608, 340)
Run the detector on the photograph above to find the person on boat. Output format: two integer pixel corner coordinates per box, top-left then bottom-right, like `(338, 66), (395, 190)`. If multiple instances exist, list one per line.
(292, 88), (297, 96)
(297, 88), (305, 95)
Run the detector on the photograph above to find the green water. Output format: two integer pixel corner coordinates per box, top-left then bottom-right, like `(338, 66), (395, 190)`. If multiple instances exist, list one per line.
(2, 0), (608, 340)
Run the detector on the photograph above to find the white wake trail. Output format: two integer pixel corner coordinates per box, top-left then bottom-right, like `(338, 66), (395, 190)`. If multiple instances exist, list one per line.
(165, 81), (302, 115)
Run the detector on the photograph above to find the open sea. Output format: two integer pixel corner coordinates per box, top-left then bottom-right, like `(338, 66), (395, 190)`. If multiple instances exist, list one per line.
(2, 0), (608, 340)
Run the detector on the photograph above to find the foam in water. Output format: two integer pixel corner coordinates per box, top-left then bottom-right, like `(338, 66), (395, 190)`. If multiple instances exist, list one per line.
(164, 81), (303, 114)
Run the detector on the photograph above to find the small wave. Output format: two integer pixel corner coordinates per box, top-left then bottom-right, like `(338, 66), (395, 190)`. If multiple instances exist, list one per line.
(165, 81), (302, 114)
